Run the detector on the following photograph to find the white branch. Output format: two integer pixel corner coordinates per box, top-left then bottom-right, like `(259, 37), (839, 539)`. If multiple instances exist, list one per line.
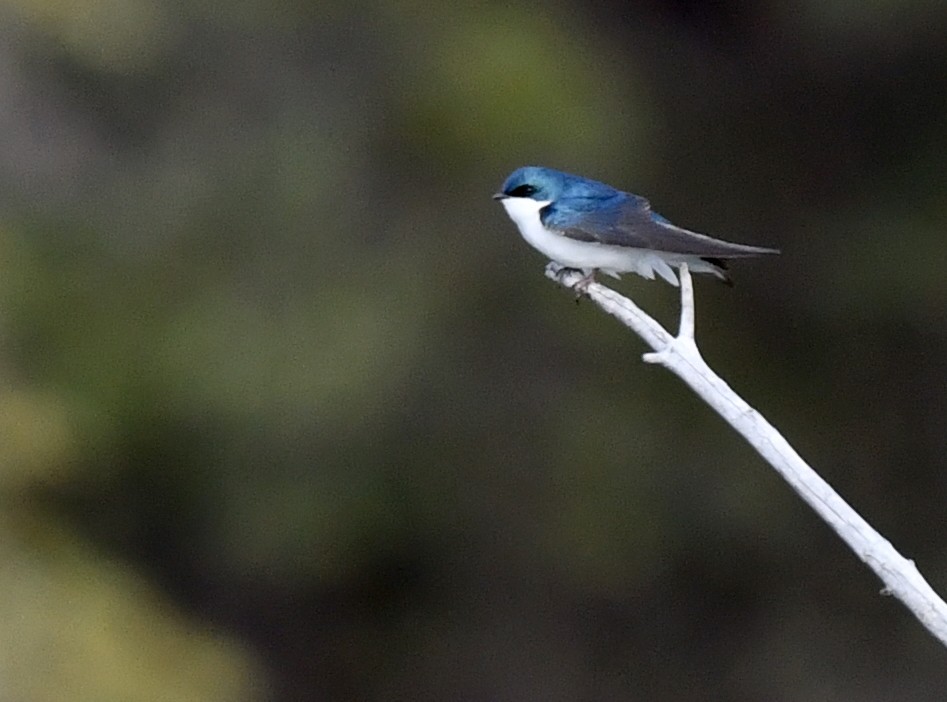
(545, 262), (947, 646)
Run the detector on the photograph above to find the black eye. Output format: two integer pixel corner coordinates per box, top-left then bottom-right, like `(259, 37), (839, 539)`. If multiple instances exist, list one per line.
(509, 184), (537, 197)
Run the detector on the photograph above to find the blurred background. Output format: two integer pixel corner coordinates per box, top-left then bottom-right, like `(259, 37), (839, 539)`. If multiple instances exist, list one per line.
(1, 0), (946, 699)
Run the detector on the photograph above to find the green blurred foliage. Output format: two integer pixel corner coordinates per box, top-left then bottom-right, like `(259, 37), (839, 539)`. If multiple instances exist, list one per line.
(0, 0), (946, 699)
(0, 508), (262, 701)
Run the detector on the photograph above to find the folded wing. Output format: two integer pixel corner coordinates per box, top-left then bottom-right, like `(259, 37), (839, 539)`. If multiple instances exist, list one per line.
(542, 194), (779, 258)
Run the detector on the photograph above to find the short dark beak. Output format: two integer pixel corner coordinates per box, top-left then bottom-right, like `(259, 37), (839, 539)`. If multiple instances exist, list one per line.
(492, 192), (507, 200)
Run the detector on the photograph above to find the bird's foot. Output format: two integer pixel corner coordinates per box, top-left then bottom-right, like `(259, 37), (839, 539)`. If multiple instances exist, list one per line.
(571, 269), (597, 300)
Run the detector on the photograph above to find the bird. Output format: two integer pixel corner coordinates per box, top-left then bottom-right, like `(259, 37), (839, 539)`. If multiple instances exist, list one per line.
(493, 166), (778, 287)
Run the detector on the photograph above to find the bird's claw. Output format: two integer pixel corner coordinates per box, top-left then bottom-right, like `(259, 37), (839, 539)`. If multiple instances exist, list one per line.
(570, 269), (596, 300)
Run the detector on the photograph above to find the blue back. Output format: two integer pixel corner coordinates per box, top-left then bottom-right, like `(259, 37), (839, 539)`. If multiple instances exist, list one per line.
(499, 166), (650, 230)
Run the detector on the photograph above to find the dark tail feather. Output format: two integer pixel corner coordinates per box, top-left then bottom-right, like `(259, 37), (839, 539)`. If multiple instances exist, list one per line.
(701, 257), (734, 287)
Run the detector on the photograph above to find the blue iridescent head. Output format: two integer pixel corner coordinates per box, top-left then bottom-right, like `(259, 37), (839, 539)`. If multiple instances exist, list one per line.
(493, 166), (618, 203)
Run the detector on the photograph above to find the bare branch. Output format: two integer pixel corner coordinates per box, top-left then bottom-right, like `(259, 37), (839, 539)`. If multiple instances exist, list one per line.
(545, 262), (947, 647)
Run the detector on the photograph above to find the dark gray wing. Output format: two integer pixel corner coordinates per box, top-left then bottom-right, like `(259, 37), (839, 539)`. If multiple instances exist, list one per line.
(543, 196), (779, 258)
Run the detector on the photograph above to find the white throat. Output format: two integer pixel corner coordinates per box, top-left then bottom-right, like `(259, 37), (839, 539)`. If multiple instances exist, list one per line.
(500, 196), (552, 231)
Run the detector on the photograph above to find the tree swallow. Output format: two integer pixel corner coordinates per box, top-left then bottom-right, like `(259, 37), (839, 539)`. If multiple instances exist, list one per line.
(493, 166), (778, 286)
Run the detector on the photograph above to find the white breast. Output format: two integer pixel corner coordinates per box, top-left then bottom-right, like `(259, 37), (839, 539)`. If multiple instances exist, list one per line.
(500, 197), (691, 285)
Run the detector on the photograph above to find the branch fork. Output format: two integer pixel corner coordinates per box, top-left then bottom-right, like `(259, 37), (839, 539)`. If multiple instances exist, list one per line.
(544, 261), (947, 647)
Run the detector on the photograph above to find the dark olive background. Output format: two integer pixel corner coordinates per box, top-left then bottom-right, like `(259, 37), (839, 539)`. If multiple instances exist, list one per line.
(1, 1), (945, 700)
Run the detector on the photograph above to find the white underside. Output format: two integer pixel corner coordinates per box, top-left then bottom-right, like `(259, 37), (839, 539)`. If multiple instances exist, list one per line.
(501, 197), (721, 286)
